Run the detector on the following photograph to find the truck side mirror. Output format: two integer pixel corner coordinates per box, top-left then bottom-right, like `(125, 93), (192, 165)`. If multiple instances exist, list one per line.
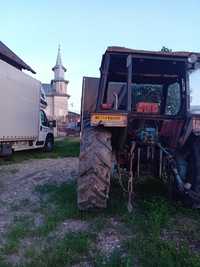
(48, 120), (56, 128)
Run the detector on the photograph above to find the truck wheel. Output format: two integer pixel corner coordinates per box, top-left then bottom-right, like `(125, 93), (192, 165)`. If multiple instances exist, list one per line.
(78, 127), (112, 210)
(44, 136), (54, 152)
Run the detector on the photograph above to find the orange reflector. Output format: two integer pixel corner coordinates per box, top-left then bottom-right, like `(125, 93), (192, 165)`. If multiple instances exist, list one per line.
(101, 103), (112, 110)
(136, 102), (159, 113)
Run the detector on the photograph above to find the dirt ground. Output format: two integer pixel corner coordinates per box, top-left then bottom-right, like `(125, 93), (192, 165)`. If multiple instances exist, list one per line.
(0, 158), (130, 266)
(0, 158), (78, 235)
(0, 156), (200, 266)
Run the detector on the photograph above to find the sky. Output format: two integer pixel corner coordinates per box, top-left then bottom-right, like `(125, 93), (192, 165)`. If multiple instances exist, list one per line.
(1, 0), (200, 112)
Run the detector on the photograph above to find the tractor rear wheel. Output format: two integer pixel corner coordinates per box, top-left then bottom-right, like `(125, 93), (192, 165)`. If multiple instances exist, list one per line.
(175, 137), (200, 207)
(189, 137), (200, 207)
(78, 127), (112, 210)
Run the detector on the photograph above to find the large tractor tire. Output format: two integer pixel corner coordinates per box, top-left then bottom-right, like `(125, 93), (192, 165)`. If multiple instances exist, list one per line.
(189, 137), (200, 207)
(175, 137), (200, 207)
(78, 126), (112, 210)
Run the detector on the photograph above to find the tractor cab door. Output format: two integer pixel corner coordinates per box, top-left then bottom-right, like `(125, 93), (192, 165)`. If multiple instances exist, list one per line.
(189, 68), (200, 113)
(160, 82), (184, 148)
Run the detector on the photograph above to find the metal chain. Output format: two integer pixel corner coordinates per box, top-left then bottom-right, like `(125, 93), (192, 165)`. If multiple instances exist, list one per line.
(116, 165), (129, 193)
(116, 142), (136, 213)
(127, 142), (136, 212)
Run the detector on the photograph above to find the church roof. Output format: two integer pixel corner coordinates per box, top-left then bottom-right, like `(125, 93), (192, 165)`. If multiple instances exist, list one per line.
(56, 45), (62, 66)
(0, 41), (36, 73)
(42, 82), (70, 97)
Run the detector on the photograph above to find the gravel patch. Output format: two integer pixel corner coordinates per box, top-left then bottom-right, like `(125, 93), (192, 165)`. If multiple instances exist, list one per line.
(0, 158), (79, 235)
(96, 218), (131, 257)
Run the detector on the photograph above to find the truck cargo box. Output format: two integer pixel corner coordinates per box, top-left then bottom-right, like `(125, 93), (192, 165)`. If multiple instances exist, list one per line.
(0, 59), (40, 141)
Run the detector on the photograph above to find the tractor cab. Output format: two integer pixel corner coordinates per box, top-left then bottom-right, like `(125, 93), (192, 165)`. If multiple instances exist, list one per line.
(95, 47), (200, 120)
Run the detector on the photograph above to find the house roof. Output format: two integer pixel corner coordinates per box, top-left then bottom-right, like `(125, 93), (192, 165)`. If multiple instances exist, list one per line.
(0, 41), (36, 73)
(106, 46), (200, 59)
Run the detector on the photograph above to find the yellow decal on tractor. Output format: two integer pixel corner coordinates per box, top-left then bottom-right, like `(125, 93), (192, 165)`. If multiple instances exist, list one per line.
(91, 113), (127, 127)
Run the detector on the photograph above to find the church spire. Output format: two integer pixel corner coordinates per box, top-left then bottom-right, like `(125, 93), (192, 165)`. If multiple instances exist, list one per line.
(52, 45), (66, 81)
(56, 44), (62, 65)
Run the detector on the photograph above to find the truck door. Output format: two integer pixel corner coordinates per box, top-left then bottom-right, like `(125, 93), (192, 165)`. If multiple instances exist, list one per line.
(39, 110), (49, 142)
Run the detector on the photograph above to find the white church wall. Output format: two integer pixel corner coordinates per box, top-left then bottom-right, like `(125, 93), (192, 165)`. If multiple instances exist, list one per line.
(45, 96), (54, 119)
(54, 96), (68, 120)
(52, 81), (68, 95)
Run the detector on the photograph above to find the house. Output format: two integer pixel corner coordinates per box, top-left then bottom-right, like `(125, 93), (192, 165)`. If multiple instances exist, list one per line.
(68, 111), (80, 123)
(0, 41), (35, 73)
(66, 111), (80, 136)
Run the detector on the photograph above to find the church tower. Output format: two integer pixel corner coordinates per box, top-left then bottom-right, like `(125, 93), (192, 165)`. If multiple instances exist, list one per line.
(51, 45), (69, 95)
(42, 45), (70, 136)
(50, 46), (70, 136)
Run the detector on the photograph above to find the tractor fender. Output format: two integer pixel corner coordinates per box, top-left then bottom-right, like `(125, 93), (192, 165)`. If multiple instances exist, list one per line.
(179, 115), (200, 147)
(179, 119), (193, 147)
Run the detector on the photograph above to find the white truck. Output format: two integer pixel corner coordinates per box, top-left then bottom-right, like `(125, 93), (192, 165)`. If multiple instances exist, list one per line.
(0, 58), (55, 156)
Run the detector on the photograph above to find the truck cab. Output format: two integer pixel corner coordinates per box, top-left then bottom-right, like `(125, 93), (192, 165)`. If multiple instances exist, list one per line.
(38, 108), (55, 153)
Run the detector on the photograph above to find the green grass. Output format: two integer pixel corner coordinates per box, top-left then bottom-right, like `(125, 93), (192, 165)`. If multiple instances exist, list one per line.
(127, 237), (200, 267)
(22, 232), (90, 267)
(34, 182), (79, 236)
(34, 181), (127, 236)
(30, 180), (200, 266)
(34, 179), (200, 267)
(1, 217), (33, 255)
(0, 256), (11, 267)
(1, 176), (200, 266)
(89, 176), (200, 267)
(119, 177), (200, 267)
(1, 207), (92, 266)
(0, 137), (80, 165)
(94, 249), (132, 267)
(1, 232), (88, 267)
(123, 198), (200, 267)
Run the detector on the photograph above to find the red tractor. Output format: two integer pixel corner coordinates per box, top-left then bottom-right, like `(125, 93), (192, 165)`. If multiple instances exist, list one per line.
(78, 46), (200, 210)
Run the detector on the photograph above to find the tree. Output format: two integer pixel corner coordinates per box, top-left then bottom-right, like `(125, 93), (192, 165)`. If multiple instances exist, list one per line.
(161, 46), (172, 52)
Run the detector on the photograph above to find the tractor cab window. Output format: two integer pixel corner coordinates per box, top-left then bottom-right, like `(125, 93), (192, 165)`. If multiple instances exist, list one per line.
(106, 82), (127, 110)
(131, 82), (181, 115)
(132, 84), (163, 113)
(165, 82), (181, 115)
